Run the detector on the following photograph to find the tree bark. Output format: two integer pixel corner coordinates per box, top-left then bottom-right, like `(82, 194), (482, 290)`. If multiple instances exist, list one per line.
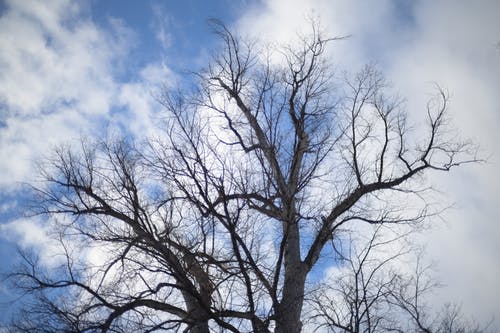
(275, 220), (306, 333)
(183, 292), (210, 333)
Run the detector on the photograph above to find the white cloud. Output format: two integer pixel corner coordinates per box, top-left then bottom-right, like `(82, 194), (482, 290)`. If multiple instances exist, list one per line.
(0, 0), (176, 282)
(0, 200), (17, 213)
(115, 62), (174, 140)
(0, 0), (116, 189)
(0, 0), (119, 117)
(0, 0), (167, 190)
(383, 1), (500, 323)
(151, 3), (172, 51)
(0, 217), (62, 267)
(235, 0), (500, 326)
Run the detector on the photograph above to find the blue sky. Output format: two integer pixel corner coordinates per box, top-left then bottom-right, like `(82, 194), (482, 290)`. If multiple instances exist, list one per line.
(1, 0), (500, 328)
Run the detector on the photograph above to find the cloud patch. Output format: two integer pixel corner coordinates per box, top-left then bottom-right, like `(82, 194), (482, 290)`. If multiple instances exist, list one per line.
(0, 0), (139, 190)
(234, 0), (500, 326)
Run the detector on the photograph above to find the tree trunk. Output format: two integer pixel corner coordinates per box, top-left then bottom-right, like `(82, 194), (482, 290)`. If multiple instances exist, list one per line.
(183, 292), (210, 333)
(275, 272), (306, 333)
(275, 220), (306, 333)
(189, 321), (210, 333)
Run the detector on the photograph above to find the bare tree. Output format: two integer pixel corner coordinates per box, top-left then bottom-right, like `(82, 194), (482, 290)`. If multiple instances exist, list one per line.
(7, 21), (478, 333)
(305, 227), (492, 333)
(306, 225), (410, 333)
(389, 259), (493, 333)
